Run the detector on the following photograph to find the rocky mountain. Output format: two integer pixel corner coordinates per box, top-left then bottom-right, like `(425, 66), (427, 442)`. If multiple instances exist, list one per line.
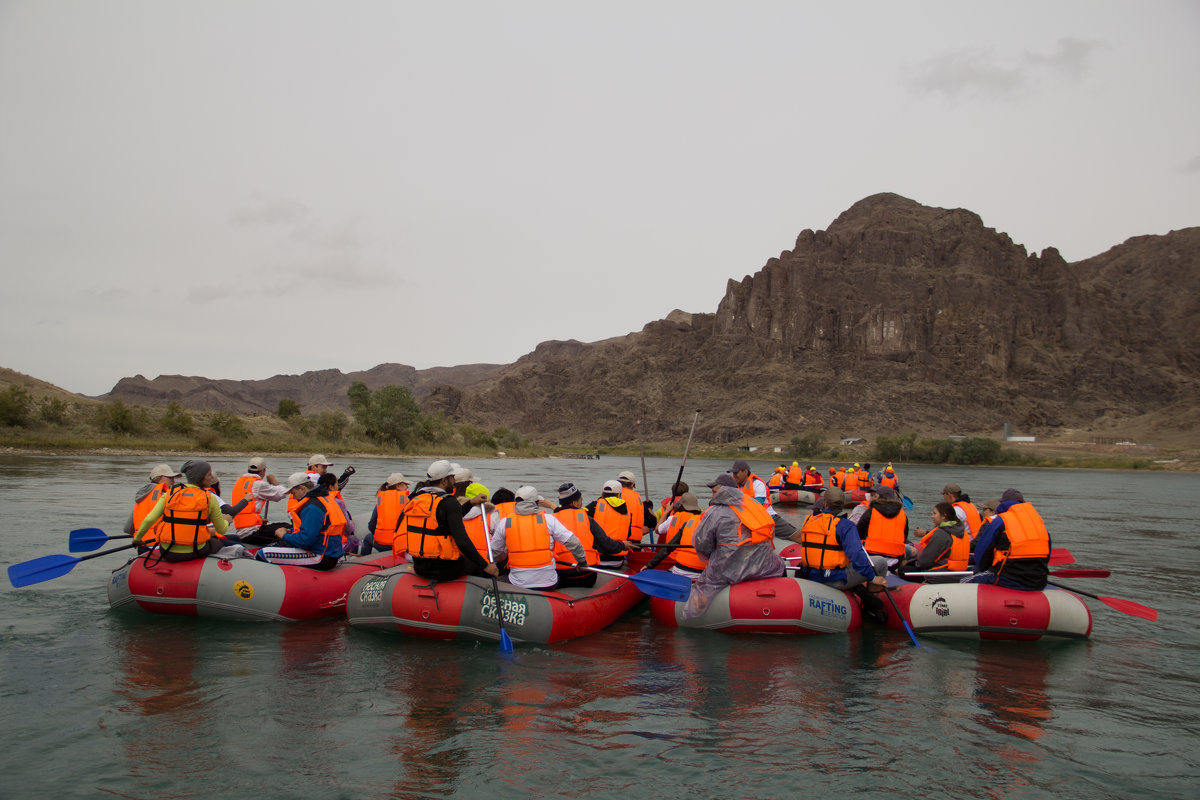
(101, 193), (1200, 446)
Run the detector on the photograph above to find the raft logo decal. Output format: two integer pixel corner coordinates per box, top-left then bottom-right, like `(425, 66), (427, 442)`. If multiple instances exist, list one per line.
(358, 576), (388, 606)
(481, 593), (529, 628)
(234, 580), (255, 600)
(809, 596), (848, 618)
(931, 595), (950, 617)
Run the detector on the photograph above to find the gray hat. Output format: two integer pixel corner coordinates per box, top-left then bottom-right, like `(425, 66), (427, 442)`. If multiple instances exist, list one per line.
(247, 457), (267, 473)
(942, 483), (962, 495)
(558, 482), (580, 501)
(707, 473), (738, 489)
(453, 466), (474, 483)
(601, 479), (623, 496)
(515, 485), (538, 502)
(180, 459), (212, 486)
(617, 470), (636, 484)
(728, 459), (752, 474)
(385, 472), (408, 487)
(823, 486), (846, 508)
(149, 463), (183, 481)
(1001, 488), (1025, 504)
(874, 486), (897, 500)
(308, 454), (334, 467)
(426, 460), (456, 481)
(678, 492), (701, 512)
(981, 498), (1001, 514)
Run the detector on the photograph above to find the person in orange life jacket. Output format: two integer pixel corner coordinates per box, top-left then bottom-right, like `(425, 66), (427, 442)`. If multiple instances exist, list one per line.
(942, 482), (984, 539)
(256, 472), (345, 570)
(642, 492), (707, 580)
(965, 489), (1052, 590)
(124, 463), (183, 552)
(680, 474), (787, 620)
(305, 454), (356, 493)
(842, 465), (861, 492)
(488, 485), (588, 591)
(586, 480), (642, 567)
(461, 482), (501, 560)
(616, 470), (653, 542)
(314, 472), (361, 554)
(228, 457), (293, 545)
(360, 472), (410, 555)
(728, 459), (797, 540)
(875, 463), (900, 492)
(979, 498), (1000, 526)
(406, 460), (499, 582)
(785, 462), (805, 489)
(803, 465), (823, 487)
(452, 465), (477, 506)
(789, 487), (888, 592)
(134, 460), (238, 562)
(903, 502), (968, 573)
(553, 482), (629, 588)
(855, 485), (914, 567)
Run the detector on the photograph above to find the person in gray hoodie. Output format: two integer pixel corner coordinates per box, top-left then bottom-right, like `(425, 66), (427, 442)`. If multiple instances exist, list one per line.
(680, 474), (787, 620)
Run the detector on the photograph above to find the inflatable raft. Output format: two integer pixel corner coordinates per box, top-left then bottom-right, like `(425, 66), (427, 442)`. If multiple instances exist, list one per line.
(649, 574), (862, 633)
(107, 550), (400, 622)
(883, 578), (1093, 640)
(771, 486), (822, 505)
(346, 563), (644, 644)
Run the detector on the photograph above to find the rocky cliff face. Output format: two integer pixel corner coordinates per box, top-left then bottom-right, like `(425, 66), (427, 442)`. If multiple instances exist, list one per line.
(103, 193), (1199, 445)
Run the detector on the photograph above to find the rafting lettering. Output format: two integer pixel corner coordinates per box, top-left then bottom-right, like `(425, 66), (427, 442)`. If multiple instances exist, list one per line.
(808, 596), (848, 617)
(358, 577), (388, 605)
(480, 593), (528, 627)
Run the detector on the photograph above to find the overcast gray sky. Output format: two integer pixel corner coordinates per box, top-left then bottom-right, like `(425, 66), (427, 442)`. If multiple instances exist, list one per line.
(2, 1), (1197, 396)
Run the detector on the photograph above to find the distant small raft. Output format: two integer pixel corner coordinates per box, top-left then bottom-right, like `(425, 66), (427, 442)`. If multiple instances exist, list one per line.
(771, 487), (821, 505)
(650, 575), (862, 634)
(346, 564), (644, 644)
(887, 581), (1093, 640)
(107, 551), (400, 622)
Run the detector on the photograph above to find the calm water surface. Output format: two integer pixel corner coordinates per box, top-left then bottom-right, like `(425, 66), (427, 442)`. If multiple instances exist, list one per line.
(2, 455), (1198, 799)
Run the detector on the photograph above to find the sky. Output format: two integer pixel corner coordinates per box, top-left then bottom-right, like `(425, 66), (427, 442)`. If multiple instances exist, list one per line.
(1, 1), (1197, 397)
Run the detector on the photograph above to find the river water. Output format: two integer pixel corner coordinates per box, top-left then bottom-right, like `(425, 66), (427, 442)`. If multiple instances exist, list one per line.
(1, 454), (1197, 799)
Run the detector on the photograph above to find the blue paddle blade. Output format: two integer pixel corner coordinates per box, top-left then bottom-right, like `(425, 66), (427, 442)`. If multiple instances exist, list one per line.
(630, 570), (693, 602)
(8, 554), (82, 588)
(901, 495), (914, 511)
(68, 527), (115, 553)
(499, 629), (515, 654)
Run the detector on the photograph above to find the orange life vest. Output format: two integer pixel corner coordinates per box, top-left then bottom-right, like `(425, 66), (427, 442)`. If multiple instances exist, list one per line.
(740, 474), (773, 511)
(925, 525), (970, 571)
(593, 497), (633, 544)
(768, 472), (784, 489)
(231, 474), (264, 528)
(843, 470), (859, 492)
(158, 485), (213, 551)
(620, 487), (646, 540)
(666, 513), (706, 571)
(404, 493), (461, 561)
(493, 501), (517, 520)
(553, 509), (598, 566)
(505, 512), (554, 569)
(954, 500), (984, 539)
(864, 509), (907, 558)
(799, 513), (848, 571)
(373, 488), (409, 549)
(133, 481), (172, 547)
(806, 470), (823, 487)
(994, 503), (1050, 567)
(462, 512), (490, 557)
(879, 473), (897, 489)
(786, 465), (804, 485)
(312, 495), (348, 549)
(834, 468), (846, 488)
(728, 500), (776, 546)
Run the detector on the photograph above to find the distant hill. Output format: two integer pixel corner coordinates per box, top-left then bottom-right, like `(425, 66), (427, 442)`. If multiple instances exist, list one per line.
(94, 193), (1200, 446)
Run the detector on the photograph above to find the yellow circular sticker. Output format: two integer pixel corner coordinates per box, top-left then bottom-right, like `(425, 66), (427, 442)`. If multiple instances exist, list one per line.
(233, 580), (255, 600)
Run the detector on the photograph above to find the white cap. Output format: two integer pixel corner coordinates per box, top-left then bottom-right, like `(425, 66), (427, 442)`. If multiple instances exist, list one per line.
(286, 472), (311, 491)
(426, 460), (455, 481)
(149, 464), (183, 481)
(617, 470), (636, 483)
(307, 454), (334, 467)
(248, 457), (267, 473)
(453, 466), (474, 482)
(515, 485), (538, 502)
(601, 479), (623, 496)
(385, 472), (408, 486)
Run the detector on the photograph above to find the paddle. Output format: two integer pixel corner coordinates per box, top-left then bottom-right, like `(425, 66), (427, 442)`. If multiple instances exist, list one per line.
(880, 584), (922, 648)
(1046, 580), (1158, 621)
(481, 508), (514, 654)
(901, 494), (914, 511)
(637, 419), (650, 506)
(900, 569), (1111, 579)
(670, 409), (701, 505)
(8, 543), (140, 588)
(559, 562), (693, 602)
(69, 527), (131, 553)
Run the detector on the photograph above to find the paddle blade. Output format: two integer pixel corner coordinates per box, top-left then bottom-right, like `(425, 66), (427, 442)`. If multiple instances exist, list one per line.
(499, 628), (515, 654)
(630, 570), (693, 602)
(1051, 569), (1111, 578)
(1098, 595), (1158, 621)
(1049, 548), (1075, 566)
(901, 495), (914, 511)
(68, 528), (121, 553)
(8, 554), (81, 588)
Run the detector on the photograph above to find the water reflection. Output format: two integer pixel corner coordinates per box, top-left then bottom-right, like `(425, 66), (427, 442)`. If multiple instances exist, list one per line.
(972, 646), (1053, 742)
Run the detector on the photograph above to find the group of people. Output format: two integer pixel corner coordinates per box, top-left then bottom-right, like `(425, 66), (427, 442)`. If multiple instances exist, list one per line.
(124, 454), (1052, 625)
(765, 461), (903, 494)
